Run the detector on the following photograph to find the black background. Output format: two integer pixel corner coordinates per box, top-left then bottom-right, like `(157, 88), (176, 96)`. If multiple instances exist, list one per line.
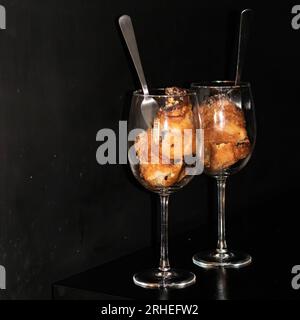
(0, 0), (299, 299)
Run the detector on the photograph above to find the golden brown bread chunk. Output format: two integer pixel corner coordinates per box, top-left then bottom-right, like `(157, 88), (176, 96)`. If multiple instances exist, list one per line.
(134, 129), (185, 188)
(200, 95), (251, 172)
(199, 96), (247, 143)
(134, 129), (159, 164)
(165, 87), (188, 109)
(165, 87), (188, 96)
(140, 163), (183, 188)
(200, 97), (245, 128)
(209, 143), (237, 171)
(234, 140), (251, 160)
(133, 87), (195, 188)
(156, 105), (195, 160)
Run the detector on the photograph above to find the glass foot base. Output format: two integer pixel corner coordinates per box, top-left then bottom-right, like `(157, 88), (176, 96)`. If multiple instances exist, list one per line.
(193, 250), (252, 269)
(133, 268), (196, 289)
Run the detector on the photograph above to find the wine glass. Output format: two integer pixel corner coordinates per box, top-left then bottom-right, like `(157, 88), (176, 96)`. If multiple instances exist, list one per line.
(128, 87), (203, 288)
(191, 81), (256, 268)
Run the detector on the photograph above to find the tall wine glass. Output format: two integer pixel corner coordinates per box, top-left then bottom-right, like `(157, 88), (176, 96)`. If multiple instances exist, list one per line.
(191, 81), (256, 268)
(128, 88), (202, 288)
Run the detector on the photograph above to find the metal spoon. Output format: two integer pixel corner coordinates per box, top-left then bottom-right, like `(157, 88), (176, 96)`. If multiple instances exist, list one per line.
(235, 9), (253, 85)
(119, 15), (159, 127)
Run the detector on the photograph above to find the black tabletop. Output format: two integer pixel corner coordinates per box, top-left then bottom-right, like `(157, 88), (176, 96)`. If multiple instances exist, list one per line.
(53, 227), (299, 300)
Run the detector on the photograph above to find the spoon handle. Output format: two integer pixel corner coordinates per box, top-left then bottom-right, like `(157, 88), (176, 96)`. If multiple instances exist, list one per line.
(235, 9), (253, 85)
(119, 15), (149, 95)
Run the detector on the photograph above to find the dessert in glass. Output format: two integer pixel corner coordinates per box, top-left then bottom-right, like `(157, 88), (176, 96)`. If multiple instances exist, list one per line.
(128, 87), (202, 288)
(191, 81), (256, 268)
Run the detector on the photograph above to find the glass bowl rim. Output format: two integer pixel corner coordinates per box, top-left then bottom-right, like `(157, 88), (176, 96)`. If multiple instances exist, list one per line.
(133, 88), (197, 98)
(191, 80), (250, 89)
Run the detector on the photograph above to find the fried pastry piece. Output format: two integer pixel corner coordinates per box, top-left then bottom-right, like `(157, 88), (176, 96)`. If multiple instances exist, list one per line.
(165, 87), (188, 96)
(134, 129), (184, 188)
(234, 139), (251, 160)
(209, 143), (236, 171)
(156, 104), (196, 161)
(199, 96), (248, 143)
(134, 129), (159, 164)
(134, 128), (181, 164)
(140, 162), (183, 188)
(133, 87), (195, 188)
(203, 141), (211, 168)
(200, 95), (251, 172)
(165, 87), (188, 108)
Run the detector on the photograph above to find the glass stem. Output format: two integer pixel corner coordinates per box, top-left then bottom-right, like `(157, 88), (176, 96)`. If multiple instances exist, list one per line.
(159, 194), (170, 272)
(216, 176), (228, 254)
